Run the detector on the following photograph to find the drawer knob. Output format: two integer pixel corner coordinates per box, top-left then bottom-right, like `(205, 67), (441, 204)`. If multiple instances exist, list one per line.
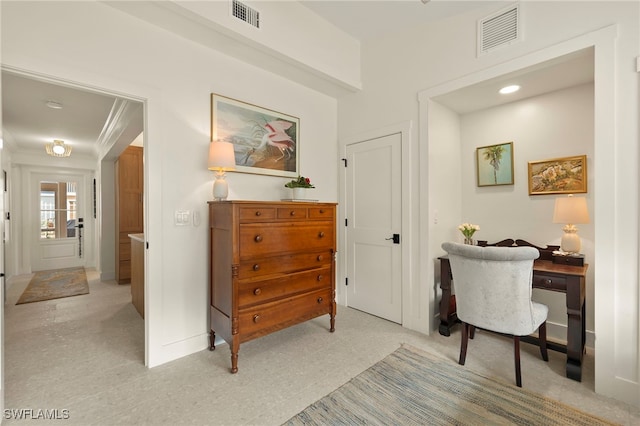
(290, 210), (296, 216)
(255, 211), (262, 216)
(253, 288), (261, 295)
(545, 279), (552, 285)
(254, 235), (263, 243)
(253, 314), (261, 323)
(319, 209), (325, 214)
(253, 264), (260, 271)
(317, 297), (323, 304)
(318, 231), (325, 238)
(317, 275), (323, 281)
(317, 255), (324, 261)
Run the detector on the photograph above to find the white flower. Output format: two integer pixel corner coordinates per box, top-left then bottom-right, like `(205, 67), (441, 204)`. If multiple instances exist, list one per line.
(458, 223), (480, 238)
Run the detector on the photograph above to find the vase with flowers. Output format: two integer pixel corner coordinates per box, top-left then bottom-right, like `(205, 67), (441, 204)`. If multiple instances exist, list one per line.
(458, 223), (480, 245)
(285, 175), (315, 200)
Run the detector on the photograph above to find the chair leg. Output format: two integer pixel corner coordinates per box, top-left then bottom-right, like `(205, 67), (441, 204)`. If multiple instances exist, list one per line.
(469, 325), (476, 339)
(459, 322), (469, 365)
(513, 336), (522, 387)
(539, 321), (549, 362)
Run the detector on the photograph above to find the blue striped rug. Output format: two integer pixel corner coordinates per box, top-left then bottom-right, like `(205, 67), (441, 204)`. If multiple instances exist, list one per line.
(285, 344), (616, 425)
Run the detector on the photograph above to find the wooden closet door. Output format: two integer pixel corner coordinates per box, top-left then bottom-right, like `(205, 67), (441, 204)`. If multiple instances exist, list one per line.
(116, 146), (143, 283)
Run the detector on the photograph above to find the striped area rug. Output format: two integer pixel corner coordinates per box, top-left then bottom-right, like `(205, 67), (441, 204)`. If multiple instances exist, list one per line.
(285, 344), (616, 425)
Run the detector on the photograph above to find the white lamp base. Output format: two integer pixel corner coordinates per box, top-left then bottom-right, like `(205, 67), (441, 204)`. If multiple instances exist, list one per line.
(213, 172), (229, 201)
(560, 226), (581, 254)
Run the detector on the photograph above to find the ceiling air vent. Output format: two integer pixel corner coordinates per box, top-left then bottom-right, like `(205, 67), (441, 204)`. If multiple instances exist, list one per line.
(231, 0), (260, 29)
(478, 4), (520, 56)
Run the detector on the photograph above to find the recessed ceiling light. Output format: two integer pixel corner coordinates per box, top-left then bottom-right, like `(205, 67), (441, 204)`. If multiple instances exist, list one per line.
(499, 85), (520, 95)
(45, 100), (63, 109)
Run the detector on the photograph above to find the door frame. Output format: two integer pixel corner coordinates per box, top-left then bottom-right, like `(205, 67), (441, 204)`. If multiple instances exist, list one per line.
(338, 120), (413, 327)
(1, 64), (154, 370)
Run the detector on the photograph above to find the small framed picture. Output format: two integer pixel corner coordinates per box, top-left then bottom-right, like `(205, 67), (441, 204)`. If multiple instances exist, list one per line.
(476, 142), (514, 187)
(527, 155), (587, 195)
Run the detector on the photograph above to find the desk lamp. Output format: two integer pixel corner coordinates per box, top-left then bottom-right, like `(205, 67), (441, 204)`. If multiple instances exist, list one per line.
(208, 141), (236, 201)
(553, 194), (589, 254)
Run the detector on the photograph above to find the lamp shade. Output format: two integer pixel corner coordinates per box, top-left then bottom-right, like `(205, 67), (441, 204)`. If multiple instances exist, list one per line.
(208, 141), (236, 171)
(553, 195), (590, 224)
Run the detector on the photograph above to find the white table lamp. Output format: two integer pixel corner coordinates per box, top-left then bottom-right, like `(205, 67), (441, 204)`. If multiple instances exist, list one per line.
(208, 141), (236, 201)
(553, 194), (590, 254)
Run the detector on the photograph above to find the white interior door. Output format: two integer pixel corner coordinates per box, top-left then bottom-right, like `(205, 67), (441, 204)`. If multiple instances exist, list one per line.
(31, 173), (86, 271)
(345, 132), (402, 323)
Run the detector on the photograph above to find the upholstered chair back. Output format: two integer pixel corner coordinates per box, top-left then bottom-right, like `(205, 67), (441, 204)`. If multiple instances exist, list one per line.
(441, 242), (547, 336)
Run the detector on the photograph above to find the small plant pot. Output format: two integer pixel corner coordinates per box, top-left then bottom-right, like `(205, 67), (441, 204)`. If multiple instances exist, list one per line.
(292, 187), (307, 200)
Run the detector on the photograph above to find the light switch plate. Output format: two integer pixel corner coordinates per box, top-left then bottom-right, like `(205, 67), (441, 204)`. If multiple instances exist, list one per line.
(175, 210), (191, 226)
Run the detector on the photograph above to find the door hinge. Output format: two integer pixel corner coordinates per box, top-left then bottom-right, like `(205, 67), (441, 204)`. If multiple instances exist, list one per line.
(341, 158), (347, 167)
(345, 277), (348, 286)
(146, 242), (149, 249)
(345, 218), (348, 227)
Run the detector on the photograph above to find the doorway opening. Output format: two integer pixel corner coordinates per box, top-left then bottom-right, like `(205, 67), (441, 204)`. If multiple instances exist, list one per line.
(1, 69), (147, 380)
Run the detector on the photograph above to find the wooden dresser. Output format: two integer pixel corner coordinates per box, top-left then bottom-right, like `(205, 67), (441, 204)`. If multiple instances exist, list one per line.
(208, 200), (337, 373)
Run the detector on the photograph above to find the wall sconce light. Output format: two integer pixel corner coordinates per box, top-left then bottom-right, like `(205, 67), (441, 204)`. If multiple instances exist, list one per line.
(45, 139), (72, 157)
(208, 141), (236, 201)
(553, 194), (590, 254)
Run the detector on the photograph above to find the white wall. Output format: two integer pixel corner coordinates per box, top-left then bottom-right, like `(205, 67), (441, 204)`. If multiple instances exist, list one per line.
(1, 1), (338, 368)
(459, 83), (595, 343)
(338, 1), (638, 407)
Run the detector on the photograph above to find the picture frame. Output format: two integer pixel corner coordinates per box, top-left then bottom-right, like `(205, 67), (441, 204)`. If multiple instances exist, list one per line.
(211, 93), (299, 178)
(527, 155), (587, 195)
(476, 142), (514, 187)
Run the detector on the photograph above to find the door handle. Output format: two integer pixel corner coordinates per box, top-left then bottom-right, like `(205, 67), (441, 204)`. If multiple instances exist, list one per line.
(385, 234), (400, 244)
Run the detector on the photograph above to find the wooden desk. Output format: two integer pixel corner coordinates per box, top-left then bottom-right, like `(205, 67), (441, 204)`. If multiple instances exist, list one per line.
(438, 256), (588, 382)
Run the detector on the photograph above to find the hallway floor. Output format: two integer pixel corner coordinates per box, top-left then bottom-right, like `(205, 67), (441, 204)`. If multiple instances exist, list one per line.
(3, 269), (638, 425)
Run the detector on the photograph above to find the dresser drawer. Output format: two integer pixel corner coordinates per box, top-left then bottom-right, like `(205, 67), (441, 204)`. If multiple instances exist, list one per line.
(238, 266), (332, 307)
(239, 222), (334, 259)
(533, 273), (567, 292)
(239, 207), (276, 222)
(277, 207), (307, 219)
(309, 207), (334, 219)
(238, 289), (332, 339)
(237, 250), (332, 279)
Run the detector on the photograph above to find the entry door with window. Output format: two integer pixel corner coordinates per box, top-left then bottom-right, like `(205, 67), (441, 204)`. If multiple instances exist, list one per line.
(32, 175), (85, 271)
(345, 132), (402, 323)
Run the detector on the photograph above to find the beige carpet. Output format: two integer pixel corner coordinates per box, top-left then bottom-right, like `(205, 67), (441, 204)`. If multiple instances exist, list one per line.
(285, 344), (616, 426)
(17, 267), (89, 305)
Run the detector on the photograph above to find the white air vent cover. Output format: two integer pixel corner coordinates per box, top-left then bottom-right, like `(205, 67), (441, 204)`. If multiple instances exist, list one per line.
(478, 4), (520, 56)
(231, 0), (260, 29)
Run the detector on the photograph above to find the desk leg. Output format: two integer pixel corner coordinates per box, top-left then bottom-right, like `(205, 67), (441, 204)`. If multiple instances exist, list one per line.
(439, 258), (456, 336)
(565, 275), (585, 381)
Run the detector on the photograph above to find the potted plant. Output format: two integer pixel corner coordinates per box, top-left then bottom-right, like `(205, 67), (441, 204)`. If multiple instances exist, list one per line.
(285, 176), (314, 199)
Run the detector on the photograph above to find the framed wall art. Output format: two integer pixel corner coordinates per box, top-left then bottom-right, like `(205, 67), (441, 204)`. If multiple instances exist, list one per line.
(211, 93), (299, 178)
(527, 155), (587, 195)
(476, 142), (514, 187)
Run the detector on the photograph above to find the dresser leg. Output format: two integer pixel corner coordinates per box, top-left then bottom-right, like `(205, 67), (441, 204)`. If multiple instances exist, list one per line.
(230, 340), (239, 373)
(230, 352), (238, 374)
(330, 314), (336, 332)
(209, 330), (216, 351)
